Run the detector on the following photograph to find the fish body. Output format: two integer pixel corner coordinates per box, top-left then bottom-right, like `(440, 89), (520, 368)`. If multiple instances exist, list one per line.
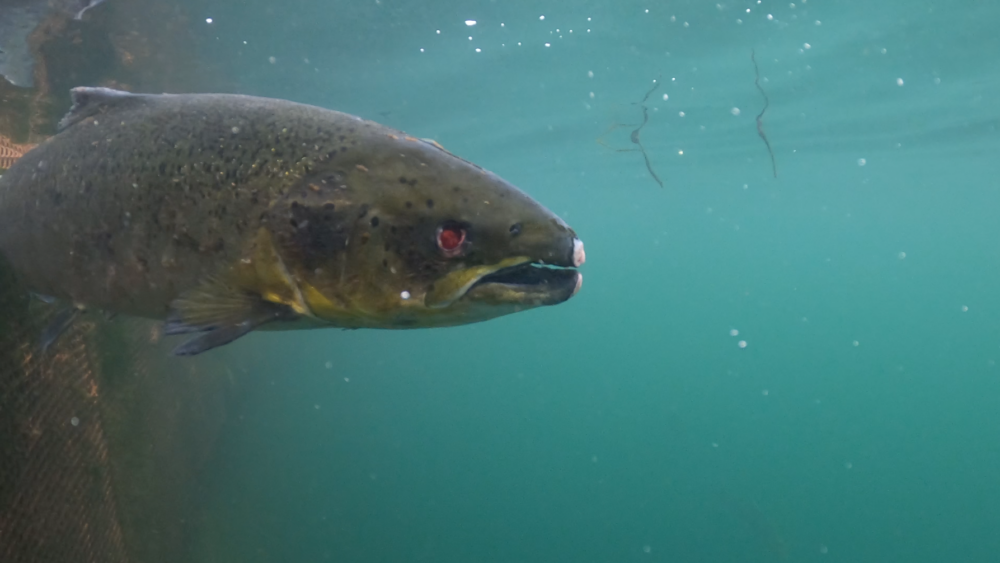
(0, 88), (584, 354)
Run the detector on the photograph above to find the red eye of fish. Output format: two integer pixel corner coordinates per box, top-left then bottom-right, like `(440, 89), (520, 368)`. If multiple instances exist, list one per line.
(437, 225), (466, 255)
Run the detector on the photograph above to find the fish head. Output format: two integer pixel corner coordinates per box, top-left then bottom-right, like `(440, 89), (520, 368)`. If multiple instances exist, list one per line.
(267, 135), (584, 328)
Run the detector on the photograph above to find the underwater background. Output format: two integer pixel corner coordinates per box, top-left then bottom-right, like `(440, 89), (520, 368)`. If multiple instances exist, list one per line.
(4, 0), (1000, 561)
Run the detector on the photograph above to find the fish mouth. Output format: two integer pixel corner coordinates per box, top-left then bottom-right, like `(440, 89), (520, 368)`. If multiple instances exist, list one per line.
(463, 261), (582, 306)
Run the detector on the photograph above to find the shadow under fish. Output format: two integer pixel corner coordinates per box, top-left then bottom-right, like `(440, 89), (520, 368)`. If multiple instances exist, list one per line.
(0, 0), (109, 87)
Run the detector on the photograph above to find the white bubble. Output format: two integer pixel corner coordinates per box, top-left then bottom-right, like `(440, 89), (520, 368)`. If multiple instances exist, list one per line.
(268, 56), (276, 64)
(539, 15), (545, 20)
(898, 251), (907, 259)
(587, 70), (594, 78)
(815, 20), (822, 25)
(896, 77), (904, 86)
(662, 93), (669, 101)
(767, 13), (774, 20)
(643, 545), (652, 554)
(344, 377), (350, 382)
(589, 92), (595, 98)
(731, 107), (741, 116)
(730, 329), (739, 336)
(803, 42), (811, 49)
(400, 290), (411, 300)
(712, 442), (719, 448)
(436, 29), (441, 34)
(544, 42), (551, 47)
(231, 126), (240, 134)
(845, 461), (853, 469)
(678, 111), (685, 117)
(961, 305), (969, 312)
(820, 545), (829, 554)
(465, 20), (477, 26)
(70, 416), (80, 427)
(205, 17), (213, 24)
(475, 48), (481, 53)
(325, 361), (333, 369)
(852, 340), (859, 347)
(857, 158), (866, 166)
(738, 340), (747, 349)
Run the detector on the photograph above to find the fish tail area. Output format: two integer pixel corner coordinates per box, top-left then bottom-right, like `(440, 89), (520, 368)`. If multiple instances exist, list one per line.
(39, 305), (84, 352)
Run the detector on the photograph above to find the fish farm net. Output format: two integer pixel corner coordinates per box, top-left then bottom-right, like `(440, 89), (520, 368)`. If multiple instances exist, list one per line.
(0, 253), (245, 562)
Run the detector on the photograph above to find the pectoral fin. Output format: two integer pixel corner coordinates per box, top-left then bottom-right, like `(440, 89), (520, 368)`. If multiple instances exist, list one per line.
(40, 304), (84, 351)
(165, 281), (300, 356)
(164, 228), (311, 356)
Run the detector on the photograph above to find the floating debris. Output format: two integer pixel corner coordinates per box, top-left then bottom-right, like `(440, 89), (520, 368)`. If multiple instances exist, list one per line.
(0, 0), (110, 87)
(596, 78), (664, 188)
(751, 50), (777, 178)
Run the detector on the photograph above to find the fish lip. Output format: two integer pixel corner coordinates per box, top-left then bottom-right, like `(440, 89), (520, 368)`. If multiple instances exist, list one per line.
(466, 261), (581, 304)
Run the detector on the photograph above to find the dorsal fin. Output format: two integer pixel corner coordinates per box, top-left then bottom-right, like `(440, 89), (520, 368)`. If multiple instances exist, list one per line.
(58, 87), (138, 132)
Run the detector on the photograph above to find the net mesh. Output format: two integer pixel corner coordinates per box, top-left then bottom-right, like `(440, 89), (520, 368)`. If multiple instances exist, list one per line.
(0, 253), (242, 563)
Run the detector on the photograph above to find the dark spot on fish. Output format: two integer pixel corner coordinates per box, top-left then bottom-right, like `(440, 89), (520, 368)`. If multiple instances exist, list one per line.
(390, 226), (397, 234)
(323, 202), (335, 210)
(426, 199), (434, 209)
(399, 176), (408, 184)
(360, 232), (370, 245)
(405, 201), (413, 209)
(382, 259), (388, 268)
(509, 223), (522, 236)
(370, 216), (380, 228)
(452, 186), (461, 192)
(358, 204), (369, 219)
(340, 147), (348, 153)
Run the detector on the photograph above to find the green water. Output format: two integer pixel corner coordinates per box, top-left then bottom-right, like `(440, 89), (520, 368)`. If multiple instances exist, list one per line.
(180, 0), (1000, 561)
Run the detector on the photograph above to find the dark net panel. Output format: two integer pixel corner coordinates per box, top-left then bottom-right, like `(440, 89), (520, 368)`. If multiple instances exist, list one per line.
(0, 254), (244, 563)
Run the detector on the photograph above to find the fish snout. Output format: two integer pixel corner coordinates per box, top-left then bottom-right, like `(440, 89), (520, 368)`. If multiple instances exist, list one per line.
(572, 238), (586, 267)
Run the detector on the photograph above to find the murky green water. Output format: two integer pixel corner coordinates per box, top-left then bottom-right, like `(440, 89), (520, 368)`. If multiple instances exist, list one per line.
(179, 1), (1000, 561)
(7, 0), (1000, 561)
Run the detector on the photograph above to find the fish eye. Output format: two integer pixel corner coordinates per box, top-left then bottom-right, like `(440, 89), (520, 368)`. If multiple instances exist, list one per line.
(436, 222), (466, 256)
(509, 222), (522, 236)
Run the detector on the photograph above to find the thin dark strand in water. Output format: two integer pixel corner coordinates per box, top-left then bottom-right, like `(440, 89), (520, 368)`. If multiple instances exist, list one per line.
(751, 50), (778, 178)
(633, 106), (663, 188)
(593, 78), (664, 188)
(629, 80), (663, 188)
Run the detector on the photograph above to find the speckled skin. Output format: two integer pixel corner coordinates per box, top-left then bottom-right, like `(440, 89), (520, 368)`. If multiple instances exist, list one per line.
(0, 89), (580, 330)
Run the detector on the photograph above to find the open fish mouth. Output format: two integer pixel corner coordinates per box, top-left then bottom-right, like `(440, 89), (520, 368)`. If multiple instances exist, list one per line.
(464, 261), (583, 306)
